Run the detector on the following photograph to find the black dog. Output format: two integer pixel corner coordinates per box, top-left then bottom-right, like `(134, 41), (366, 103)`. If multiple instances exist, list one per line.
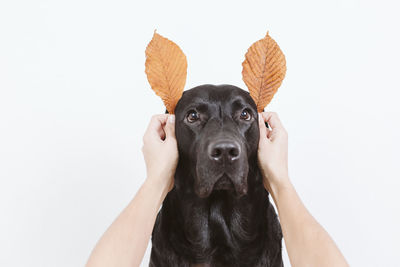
(149, 84), (283, 267)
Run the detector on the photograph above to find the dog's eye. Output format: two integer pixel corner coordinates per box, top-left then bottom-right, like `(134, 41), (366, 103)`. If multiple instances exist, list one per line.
(240, 109), (252, 121)
(187, 110), (199, 123)
(240, 110), (251, 120)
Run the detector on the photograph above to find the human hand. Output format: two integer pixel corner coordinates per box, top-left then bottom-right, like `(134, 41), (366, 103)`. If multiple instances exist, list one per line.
(142, 114), (178, 193)
(257, 112), (290, 197)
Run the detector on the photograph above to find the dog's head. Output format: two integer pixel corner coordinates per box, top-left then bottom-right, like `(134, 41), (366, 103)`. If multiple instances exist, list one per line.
(174, 84), (260, 198)
(145, 33), (286, 199)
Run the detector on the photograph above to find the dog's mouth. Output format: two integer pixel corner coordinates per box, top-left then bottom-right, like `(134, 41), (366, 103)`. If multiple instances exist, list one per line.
(213, 174), (235, 191)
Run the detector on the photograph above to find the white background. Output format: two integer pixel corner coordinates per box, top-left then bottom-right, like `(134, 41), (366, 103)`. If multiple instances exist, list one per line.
(1, 0), (399, 266)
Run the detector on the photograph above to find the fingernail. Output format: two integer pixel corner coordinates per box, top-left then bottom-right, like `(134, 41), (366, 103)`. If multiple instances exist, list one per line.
(258, 113), (262, 123)
(168, 115), (175, 123)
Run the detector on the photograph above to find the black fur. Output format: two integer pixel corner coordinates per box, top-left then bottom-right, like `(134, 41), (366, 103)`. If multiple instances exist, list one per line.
(149, 84), (283, 266)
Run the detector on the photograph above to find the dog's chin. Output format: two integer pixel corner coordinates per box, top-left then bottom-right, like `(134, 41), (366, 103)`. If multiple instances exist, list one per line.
(213, 174), (235, 191)
(194, 173), (248, 199)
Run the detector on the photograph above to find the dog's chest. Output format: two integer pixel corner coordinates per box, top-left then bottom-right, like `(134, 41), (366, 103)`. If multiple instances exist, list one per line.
(183, 198), (257, 257)
(150, 188), (283, 266)
(190, 264), (211, 267)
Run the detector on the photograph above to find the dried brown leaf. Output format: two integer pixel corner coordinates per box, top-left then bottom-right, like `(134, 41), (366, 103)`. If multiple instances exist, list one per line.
(242, 32), (287, 112)
(145, 31), (187, 114)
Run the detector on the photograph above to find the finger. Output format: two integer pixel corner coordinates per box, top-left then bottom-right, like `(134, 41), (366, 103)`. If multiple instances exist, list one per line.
(265, 122), (272, 138)
(267, 128), (273, 139)
(145, 114), (169, 141)
(164, 115), (176, 141)
(258, 113), (270, 142)
(261, 112), (285, 131)
(259, 113), (272, 138)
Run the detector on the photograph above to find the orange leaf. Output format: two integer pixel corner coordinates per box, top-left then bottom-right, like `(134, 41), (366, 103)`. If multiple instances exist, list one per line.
(145, 31), (187, 114)
(242, 32), (287, 112)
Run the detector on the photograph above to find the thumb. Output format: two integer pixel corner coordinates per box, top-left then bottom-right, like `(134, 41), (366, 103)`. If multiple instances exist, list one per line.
(164, 115), (176, 140)
(258, 113), (268, 140)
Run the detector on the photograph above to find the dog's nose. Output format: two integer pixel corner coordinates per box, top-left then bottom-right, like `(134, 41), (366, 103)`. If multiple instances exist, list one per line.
(208, 140), (241, 162)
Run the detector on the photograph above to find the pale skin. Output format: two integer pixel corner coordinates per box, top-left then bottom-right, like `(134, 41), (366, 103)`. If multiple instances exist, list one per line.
(86, 112), (349, 267)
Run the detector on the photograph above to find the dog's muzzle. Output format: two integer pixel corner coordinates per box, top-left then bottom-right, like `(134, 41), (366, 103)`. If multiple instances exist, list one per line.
(195, 138), (248, 198)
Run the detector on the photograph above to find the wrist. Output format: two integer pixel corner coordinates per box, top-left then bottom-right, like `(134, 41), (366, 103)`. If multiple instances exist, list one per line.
(144, 176), (171, 200)
(266, 173), (291, 201)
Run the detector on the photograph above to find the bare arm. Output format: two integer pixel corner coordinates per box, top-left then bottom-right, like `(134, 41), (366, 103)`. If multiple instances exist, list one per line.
(257, 112), (349, 267)
(86, 114), (178, 267)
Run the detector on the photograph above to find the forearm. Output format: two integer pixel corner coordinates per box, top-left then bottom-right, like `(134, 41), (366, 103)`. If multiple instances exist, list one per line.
(86, 178), (168, 267)
(271, 177), (349, 267)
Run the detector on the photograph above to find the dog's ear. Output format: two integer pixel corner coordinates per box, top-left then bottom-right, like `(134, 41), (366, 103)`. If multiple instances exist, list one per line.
(242, 32), (286, 112)
(145, 31), (187, 114)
